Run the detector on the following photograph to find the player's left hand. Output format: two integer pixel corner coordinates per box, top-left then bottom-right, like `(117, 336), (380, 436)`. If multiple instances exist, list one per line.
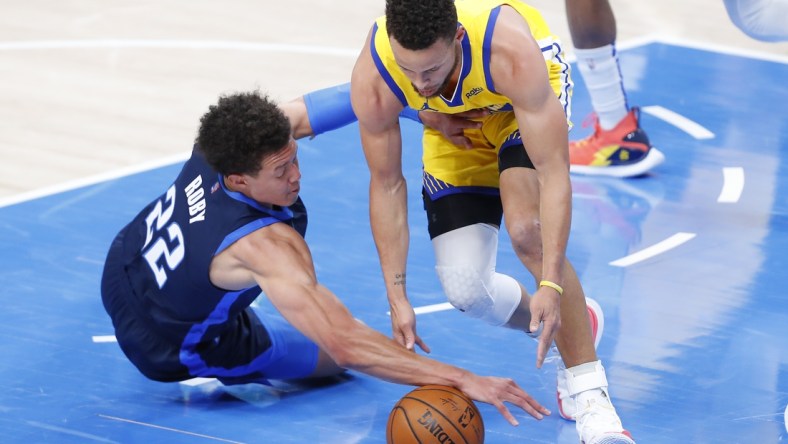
(529, 287), (561, 368)
(419, 108), (489, 148)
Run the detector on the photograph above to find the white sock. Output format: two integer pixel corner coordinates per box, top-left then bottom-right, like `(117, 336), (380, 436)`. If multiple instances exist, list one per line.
(568, 360), (599, 377)
(575, 44), (629, 130)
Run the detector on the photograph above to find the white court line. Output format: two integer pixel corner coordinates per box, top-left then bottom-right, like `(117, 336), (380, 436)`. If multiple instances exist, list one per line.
(0, 36), (779, 209)
(387, 302), (454, 317)
(92, 335), (117, 343)
(641, 106), (715, 140)
(0, 152), (189, 209)
(655, 34), (788, 65)
(180, 377), (217, 387)
(98, 415), (246, 444)
(718, 167), (745, 203)
(412, 302), (454, 315)
(2, 35), (785, 62)
(93, 335), (213, 386)
(93, 338), (214, 387)
(0, 39), (359, 58)
(26, 421), (119, 443)
(610, 232), (697, 267)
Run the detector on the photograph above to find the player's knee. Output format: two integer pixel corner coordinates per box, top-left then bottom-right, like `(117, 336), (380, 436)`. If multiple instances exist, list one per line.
(436, 264), (490, 316)
(435, 265), (520, 326)
(506, 217), (543, 261)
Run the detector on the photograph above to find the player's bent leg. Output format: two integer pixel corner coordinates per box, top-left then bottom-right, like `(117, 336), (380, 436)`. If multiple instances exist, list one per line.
(257, 314), (345, 380)
(497, 164), (542, 270)
(217, 310), (345, 386)
(498, 166), (632, 440)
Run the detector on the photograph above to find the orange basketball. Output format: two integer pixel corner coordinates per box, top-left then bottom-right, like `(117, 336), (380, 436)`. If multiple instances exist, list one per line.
(386, 385), (484, 444)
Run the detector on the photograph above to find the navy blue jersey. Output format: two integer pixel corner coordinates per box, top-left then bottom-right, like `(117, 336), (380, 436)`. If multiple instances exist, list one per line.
(102, 145), (308, 381)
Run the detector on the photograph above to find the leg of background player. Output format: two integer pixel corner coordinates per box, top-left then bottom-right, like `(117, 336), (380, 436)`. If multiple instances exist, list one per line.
(565, 0), (664, 178)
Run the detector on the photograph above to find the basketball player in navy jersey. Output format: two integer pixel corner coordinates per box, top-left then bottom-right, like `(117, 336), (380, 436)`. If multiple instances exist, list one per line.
(100, 90), (548, 426)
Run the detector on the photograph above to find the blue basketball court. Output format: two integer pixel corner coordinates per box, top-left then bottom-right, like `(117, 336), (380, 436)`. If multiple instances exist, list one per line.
(1, 40), (787, 443)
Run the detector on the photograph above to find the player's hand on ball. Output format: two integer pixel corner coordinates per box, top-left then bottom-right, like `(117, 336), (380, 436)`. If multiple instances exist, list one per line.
(459, 374), (550, 426)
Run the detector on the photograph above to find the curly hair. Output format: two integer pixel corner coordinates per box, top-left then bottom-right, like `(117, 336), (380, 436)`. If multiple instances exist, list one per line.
(196, 91), (291, 177)
(386, 0), (458, 50)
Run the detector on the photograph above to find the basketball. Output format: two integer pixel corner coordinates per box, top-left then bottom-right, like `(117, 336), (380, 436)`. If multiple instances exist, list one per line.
(386, 385), (484, 444)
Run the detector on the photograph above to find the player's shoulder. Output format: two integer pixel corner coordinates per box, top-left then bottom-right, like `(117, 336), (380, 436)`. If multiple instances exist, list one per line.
(492, 4), (533, 35)
(243, 221), (301, 249)
(485, 4), (538, 59)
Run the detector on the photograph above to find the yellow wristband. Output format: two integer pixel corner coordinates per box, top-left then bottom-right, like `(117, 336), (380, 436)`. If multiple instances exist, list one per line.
(539, 280), (563, 296)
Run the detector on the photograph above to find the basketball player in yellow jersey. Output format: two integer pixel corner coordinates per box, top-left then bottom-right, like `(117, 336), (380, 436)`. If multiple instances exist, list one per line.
(351, 1), (635, 443)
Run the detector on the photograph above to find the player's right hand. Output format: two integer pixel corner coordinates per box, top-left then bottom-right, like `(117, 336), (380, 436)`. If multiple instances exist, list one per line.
(419, 108), (489, 148)
(529, 287), (561, 369)
(458, 374), (550, 426)
(389, 300), (431, 353)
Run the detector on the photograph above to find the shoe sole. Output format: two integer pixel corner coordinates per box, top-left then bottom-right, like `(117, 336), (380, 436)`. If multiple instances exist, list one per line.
(583, 431), (636, 444)
(570, 148), (665, 178)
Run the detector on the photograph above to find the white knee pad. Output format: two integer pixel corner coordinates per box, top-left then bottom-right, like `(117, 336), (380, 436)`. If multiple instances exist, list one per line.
(433, 224), (522, 326)
(436, 266), (522, 326)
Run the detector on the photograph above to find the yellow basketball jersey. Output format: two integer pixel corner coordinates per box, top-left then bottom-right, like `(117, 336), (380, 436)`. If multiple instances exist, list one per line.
(370, 0), (572, 195)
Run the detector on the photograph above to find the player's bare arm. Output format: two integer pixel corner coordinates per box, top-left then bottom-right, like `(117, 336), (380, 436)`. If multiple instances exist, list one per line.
(214, 222), (547, 424)
(279, 97), (314, 140)
(351, 29), (430, 353)
(489, 6), (573, 367)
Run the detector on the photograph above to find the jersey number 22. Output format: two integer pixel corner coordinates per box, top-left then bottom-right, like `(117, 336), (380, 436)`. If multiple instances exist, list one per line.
(142, 185), (185, 288)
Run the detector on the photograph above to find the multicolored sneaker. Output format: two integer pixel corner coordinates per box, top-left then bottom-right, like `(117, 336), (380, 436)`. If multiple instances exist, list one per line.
(569, 107), (665, 178)
(556, 297), (604, 420)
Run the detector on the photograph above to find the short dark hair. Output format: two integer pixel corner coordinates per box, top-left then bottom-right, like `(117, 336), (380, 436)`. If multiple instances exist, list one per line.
(196, 91), (291, 176)
(385, 0), (457, 50)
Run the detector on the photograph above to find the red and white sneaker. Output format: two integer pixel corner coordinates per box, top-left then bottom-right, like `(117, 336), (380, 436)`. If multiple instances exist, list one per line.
(570, 362), (635, 444)
(570, 107), (665, 178)
(555, 299), (635, 443)
(557, 297), (603, 420)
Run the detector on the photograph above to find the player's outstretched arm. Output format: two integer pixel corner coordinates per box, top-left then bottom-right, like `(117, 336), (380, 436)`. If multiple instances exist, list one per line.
(226, 223), (547, 424)
(282, 82), (429, 141)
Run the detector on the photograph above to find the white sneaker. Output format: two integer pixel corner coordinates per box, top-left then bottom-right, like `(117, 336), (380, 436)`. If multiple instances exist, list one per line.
(574, 386), (635, 444)
(557, 297), (604, 420)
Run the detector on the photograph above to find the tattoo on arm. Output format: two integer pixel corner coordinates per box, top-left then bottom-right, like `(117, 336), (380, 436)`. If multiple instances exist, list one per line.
(393, 273), (406, 286)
